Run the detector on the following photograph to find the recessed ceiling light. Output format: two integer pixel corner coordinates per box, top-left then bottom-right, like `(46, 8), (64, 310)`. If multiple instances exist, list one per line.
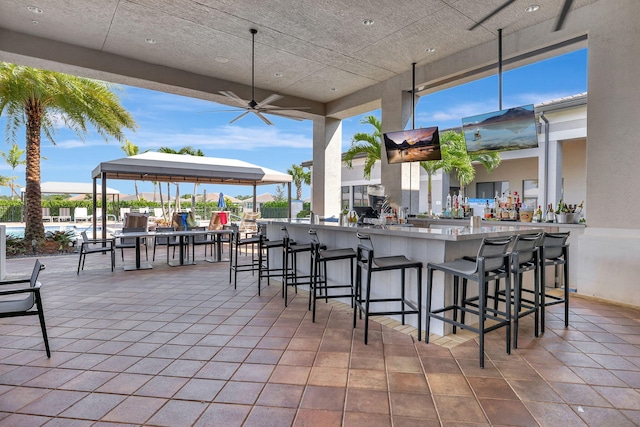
(27, 6), (43, 14)
(144, 38), (157, 44)
(363, 19), (374, 26)
(31, 20), (39, 25)
(525, 5), (540, 12)
(425, 47), (436, 53)
(274, 73), (283, 77)
(214, 57), (229, 63)
(330, 87), (337, 91)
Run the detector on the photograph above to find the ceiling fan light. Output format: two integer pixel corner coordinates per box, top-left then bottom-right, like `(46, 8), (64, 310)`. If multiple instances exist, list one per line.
(215, 57), (229, 63)
(525, 5), (540, 12)
(425, 47), (436, 53)
(363, 19), (374, 26)
(27, 6), (43, 14)
(274, 73), (283, 77)
(144, 38), (157, 44)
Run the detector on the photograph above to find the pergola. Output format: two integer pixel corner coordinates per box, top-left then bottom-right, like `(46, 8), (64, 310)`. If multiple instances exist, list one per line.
(90, 152), (292, 238)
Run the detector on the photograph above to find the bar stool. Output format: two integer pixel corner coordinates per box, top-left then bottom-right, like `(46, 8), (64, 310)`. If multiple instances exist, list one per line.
(309, 229), (356, 322)
(281, 232), (318, 307)
(229, 224), (262, 291)
(258, 225), (288, 288)
(488, 233), (542, 349)
(426, 236), (512, 368)
(539, 231), (570, 333)
(353, 233), (423, 344)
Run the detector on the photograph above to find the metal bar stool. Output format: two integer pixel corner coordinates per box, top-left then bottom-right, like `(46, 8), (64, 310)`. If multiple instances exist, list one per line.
(539, 231), (570, 333)
(353, 233), (423, 344)
(426, 236), (512, 368)
(282, 233), (315, 307)
(258, 225), (289, 288)
(309, 229), (356, 322)
(229, 224), (262, 292)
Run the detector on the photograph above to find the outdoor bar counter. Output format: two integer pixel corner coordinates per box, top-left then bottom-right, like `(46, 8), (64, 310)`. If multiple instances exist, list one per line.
(264, 220), (544, 336)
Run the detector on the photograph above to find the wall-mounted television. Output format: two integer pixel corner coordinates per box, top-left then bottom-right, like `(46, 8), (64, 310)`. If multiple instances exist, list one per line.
(383, 127), (441, 164)
(462, 104), (538, 154)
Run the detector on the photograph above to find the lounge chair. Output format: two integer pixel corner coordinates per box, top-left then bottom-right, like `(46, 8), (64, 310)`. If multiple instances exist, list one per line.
(42, 207), (53, 222)
(74, 207), (89, 222)
(56, 207), (71, 222)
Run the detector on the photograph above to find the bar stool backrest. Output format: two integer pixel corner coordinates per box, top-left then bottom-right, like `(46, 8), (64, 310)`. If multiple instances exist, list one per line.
(540, 232), (570, 260)
(355, 232), (374, 267)
(511, 233), (542, 266)
(476, 236), (513, 273)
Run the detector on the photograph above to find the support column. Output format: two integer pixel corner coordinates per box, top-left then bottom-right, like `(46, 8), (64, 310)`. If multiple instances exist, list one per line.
(311, 117), (342, 217)
(380, 84), (417, 213)
(541, 139), (563, 208)
(577, 0), (640, 307)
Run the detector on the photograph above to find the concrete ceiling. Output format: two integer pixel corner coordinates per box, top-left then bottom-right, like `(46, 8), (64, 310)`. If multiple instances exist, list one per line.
(0, 0), (597, 120)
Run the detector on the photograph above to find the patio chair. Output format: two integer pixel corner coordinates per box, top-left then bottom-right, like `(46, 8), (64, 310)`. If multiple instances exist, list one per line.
(115, 227), (148, 262)
(0, 260), (50, 357)
(119, 207), (130, 221)
(123, 212), (149, 229)
(74, 207), (89, 222)
(187, 226), (212, 259)
(41, 207), (53, 222)
(153, 226), (179, 262)
(56, 207), (71, 222)
(77, 231), (115, 274)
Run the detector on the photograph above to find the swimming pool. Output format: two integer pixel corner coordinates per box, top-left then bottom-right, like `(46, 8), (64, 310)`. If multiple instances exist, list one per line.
(3, 224), (89, 239)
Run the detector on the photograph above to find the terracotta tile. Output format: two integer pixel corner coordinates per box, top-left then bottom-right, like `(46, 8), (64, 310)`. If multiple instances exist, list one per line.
(508, 379), (565, 402)
(244, 406), (296, 427)
(386, 355), (422, 373)
(214, 381), (264, 405)
(269, 365), (310, 385)
(524, 401), (587, 426)
(0, 413), (52, 426)
(480, 398), (538, 427)
(293, 408), (342, 426)
(531, 364), (585, 384)
(593, 386), (640, 410)
(421, 356), (462, 374)
(468, 377), (518, 400)
(257, 383), (304, 408)
(345, 388), (389, 414)
(389, 392), (438, 419)
(348, 369), (388, 390)
(245, 348), (284, 364)
(573, 405), (637, 427)
(279, 350), (316, 366)
(0, 386), (49, 412)
(308, 367), (348, 387)
(174, 378), (225, 401)
(427, 373), (473, 396)
(299, 385), (345, 411)
(231, 363), (275, 382)
(314, 351), (350, 368)
(103, 395), (166, 424)
(96, 373), (151, 394)
(343, 412), (391, 427)
(124, 356), (173, 375)
(17, 389), (87, 416)
(196, 361), (240, 380)
(147, 399), (208, 426)
(350, 354), (385, 370)
(23, 368), (83, 388)
(571, 367), (628, 387)
(434, 395), (487, 423)
(59, 392), (126, 420)
(387, 371), (429, 394)
(193, 402), (251, 427)
(394, 416), (442, 427)
(212, 346), (251, 362)
(134, 375), (188, 398)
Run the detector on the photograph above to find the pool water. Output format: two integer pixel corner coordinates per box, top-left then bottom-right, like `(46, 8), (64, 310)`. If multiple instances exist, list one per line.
(3, 225), (86, 239)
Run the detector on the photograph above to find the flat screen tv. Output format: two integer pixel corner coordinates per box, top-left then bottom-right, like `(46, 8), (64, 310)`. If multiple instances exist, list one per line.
(383, 127), (441, 164)
(462, 104), (538, 154)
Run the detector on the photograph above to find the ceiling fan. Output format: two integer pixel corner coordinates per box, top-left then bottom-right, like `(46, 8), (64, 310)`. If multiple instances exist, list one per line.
(218, 29), (310, 125)
(469, 0), (574, 32)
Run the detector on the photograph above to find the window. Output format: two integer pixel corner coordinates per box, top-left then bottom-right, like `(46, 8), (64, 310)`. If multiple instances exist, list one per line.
(522, 179), (538, 209)
(476, 181), (509, 200)
(341, 186), (350, 211)
(352, 185), (368, 207)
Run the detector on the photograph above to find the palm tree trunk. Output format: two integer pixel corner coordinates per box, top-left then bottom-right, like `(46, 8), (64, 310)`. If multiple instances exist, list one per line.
(158, 183), (165, 220)
(134, 180), (140, 201)
(24, 99), (45, 242)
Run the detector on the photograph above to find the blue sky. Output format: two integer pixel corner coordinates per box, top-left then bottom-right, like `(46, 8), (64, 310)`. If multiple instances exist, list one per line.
(0, 49), (587, 199)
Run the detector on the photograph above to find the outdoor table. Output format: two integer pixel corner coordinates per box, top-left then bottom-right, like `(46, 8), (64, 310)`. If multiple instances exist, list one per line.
(113, 230), (154, 271)
(204, 229), (234, 263)
(155, 229), (207, 267)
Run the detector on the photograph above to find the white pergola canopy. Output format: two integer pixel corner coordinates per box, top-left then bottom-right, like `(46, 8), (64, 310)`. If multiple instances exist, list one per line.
(22, 181), (120, 195)
(92, 152), (292, 186)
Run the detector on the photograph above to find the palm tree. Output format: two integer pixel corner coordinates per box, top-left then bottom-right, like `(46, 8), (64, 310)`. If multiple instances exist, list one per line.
(421, 130), (501, 214)
(1, 142), (26, 199)
(0, 63), (136, 242)
(120, 140), (141, 200)
(343, 115), (382, 180)
(287, 164), (310, 200)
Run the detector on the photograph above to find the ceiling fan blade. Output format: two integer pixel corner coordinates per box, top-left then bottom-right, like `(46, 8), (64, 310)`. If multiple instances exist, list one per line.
(254, 111), (274, 125)
(261, 105), (311, 111)
(264, 110), (304, 121)
(229, 110), (251, 124)
(257, 94), (284, 108)
(554, 0), (574, 31)
(219, 90), (249, 108)
(469, 0), (518, 30)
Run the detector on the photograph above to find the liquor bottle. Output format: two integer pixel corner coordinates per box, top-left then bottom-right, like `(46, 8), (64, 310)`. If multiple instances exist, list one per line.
(546, 204), (555, 222)
(535, 205), (543, 222)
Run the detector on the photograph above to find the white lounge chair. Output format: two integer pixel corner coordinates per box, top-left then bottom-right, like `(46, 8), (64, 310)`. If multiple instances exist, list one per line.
(74, 207), (89, 222)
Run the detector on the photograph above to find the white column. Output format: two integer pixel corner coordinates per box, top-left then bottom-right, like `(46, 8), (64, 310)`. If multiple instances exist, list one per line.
(311, 117), (342, 217)
(380, 84), (418, 213)
(0, 225), (5, 280)
(544, 139), (563, 207)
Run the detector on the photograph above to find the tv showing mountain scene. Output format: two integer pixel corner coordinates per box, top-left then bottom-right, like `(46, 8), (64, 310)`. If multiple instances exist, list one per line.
(462, 104), (538, 154)
(383, 127), (441, 164)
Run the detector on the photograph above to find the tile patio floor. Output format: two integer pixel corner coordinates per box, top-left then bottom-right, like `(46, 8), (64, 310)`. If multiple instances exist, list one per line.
(1, 247), (640, 426)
